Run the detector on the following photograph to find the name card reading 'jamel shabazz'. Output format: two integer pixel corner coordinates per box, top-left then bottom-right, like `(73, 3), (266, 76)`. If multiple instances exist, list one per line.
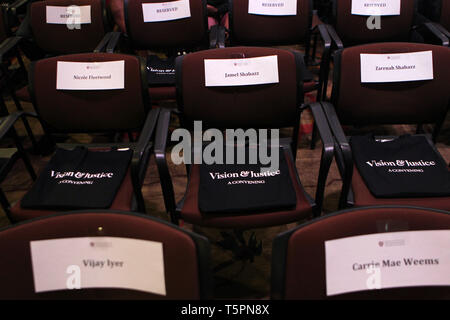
(351, 0), (401, 16)
(30, 237), (166, 295)
(248, 0), (297, 16)
(142, 0), (191, 23)
(46, 5), (91, 24)
(204, 55), (279, 87)
(56, 60), (125, 90)
(325, 230), (450, 296)
(360, 51), (434, 83)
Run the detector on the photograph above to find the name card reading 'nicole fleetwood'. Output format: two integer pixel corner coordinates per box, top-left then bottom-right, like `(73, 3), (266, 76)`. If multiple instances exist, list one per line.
(142, 0), (191, 23)
(56, 61), (125, 90)
(351, 0), (401, 16)
(325, 230), (450, 296)
(46, 5), (91, 24)
(30, 237), (166, 295)
(204, 55), (279, 87)
(248, 0), (297, 16)
(360, 51), (434, 83)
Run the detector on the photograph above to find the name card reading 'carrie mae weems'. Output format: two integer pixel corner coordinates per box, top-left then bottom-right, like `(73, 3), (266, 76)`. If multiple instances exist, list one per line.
(56, 61), (125, 90)
(325, 230), (450, 296)
(142, 0), (191, 22)
(204, 55), (279, 87)
(30, 237), (166, 295)
(248, 0), (297, 16)
(46, 5), (91, 24)
(351, 0), (401, 16)
(360, 51), (433, 83)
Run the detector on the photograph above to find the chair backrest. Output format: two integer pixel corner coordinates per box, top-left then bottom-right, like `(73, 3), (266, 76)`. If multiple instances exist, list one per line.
(30, 0), (110, 54)
(176, 46), (304, 131)
(330, 42), (450, 127)
(331, 0), (416, 45)
(272, 205), (450, 299)
(0, 210), (212, 299)
(124, 0), (208, 51)
(29, 52), (150, 133)
(228, 0), (312, 46)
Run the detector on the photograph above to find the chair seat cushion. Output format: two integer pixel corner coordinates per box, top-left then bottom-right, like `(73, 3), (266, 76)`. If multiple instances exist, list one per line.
(9, 169), (134, 222)
(148, 86), (176, 102)
(180, 149), (314, 228)
(352, 166), (450, 210)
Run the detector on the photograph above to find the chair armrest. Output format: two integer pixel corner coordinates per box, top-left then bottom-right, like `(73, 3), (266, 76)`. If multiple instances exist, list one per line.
(93, 32), (113, 53)
(130, 107), (160, 212)
(325, 24), (344, 50)
(154, 107), (177, 219)
(419, 22), (449, 46)
(105, 31), (122, 53)
(209, 24), (226, 48)
(7, 0), (29, 15)
(312, 23), (332, 53)
(0, 112), (23, 140)
(321, 101), (353, 209)
(0, 36), (21, 61)
(303, 103), (334, 215)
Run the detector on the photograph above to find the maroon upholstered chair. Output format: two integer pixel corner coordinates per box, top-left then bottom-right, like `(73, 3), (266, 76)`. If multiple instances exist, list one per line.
(0, 210), (212, 299)
(320, 42), (450, 210)
(226, 0), (332, 100)
(6, 53), (161, 223)
(155, 46), (335, 229)
(271, 205), (450, 299)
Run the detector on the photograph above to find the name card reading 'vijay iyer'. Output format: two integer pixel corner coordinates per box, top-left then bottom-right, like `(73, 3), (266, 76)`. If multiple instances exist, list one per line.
(46, 5), (91, 24)
(204, 55), (279, 87)
(56, 61), (125, 90)
(142, 0), (191, 22)
(360, 51), (434, 83)
(30, 237), (166, 295)
(248, 0), (297, 16)
(351, 0), (401, 16)
(325, 230), (450, 296)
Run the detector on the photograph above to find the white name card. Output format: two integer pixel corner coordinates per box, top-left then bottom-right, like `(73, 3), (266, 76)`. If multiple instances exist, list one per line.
(325, 230), (450, 296)
(142, 0), (191, 22)
(30, 237), (166, 295)
(204, 55), (279, 87)
(360, 51), (434, 83)
(56, 61), (125, 90)
(351, 0), (401, 16)
(46, 5), (91, 24)
(248, 0), (297, 16)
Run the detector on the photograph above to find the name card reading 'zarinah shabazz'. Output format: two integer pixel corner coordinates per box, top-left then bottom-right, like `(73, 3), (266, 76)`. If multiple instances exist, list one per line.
(204, 55), (279, 87)
(248, 0), (297, 16)
(56, 60), (125, 90)
(30, 237), (166, 295)
(142, 0), (191, 23)
(351, 0), (401, 16)
(325, 230), (450, 296)
(360, 51), (434, 83)
(46, 5), (91, 24)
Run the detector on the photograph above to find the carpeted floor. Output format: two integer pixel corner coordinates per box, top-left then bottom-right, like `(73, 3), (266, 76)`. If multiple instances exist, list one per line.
(0, 47), (449, 299)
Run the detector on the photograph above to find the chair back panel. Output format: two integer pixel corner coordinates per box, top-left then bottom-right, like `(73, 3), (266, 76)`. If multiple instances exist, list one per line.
(31, 0), (108, 54)
(332, 42), (450, 126)
(31, 53), (148, 133)
(230, 0), (311, 45)
(178, 46), (302, 129)
(279, 206), (450, 299)
(0, 211), (205, 299)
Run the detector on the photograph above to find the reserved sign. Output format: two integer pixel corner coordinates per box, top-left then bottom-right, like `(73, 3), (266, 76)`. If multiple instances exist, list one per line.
(142, 0), (191, 22)
(56, 61), (125, 90)
(46, 5), (91, 24)
(351, 0), (401, 16)
(204, 55), (279, 87)
(248, 0), (297, 16)
(360, 51), (434, 83)
(325, 230), (450, 296)
(30, 237), (166, 295)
